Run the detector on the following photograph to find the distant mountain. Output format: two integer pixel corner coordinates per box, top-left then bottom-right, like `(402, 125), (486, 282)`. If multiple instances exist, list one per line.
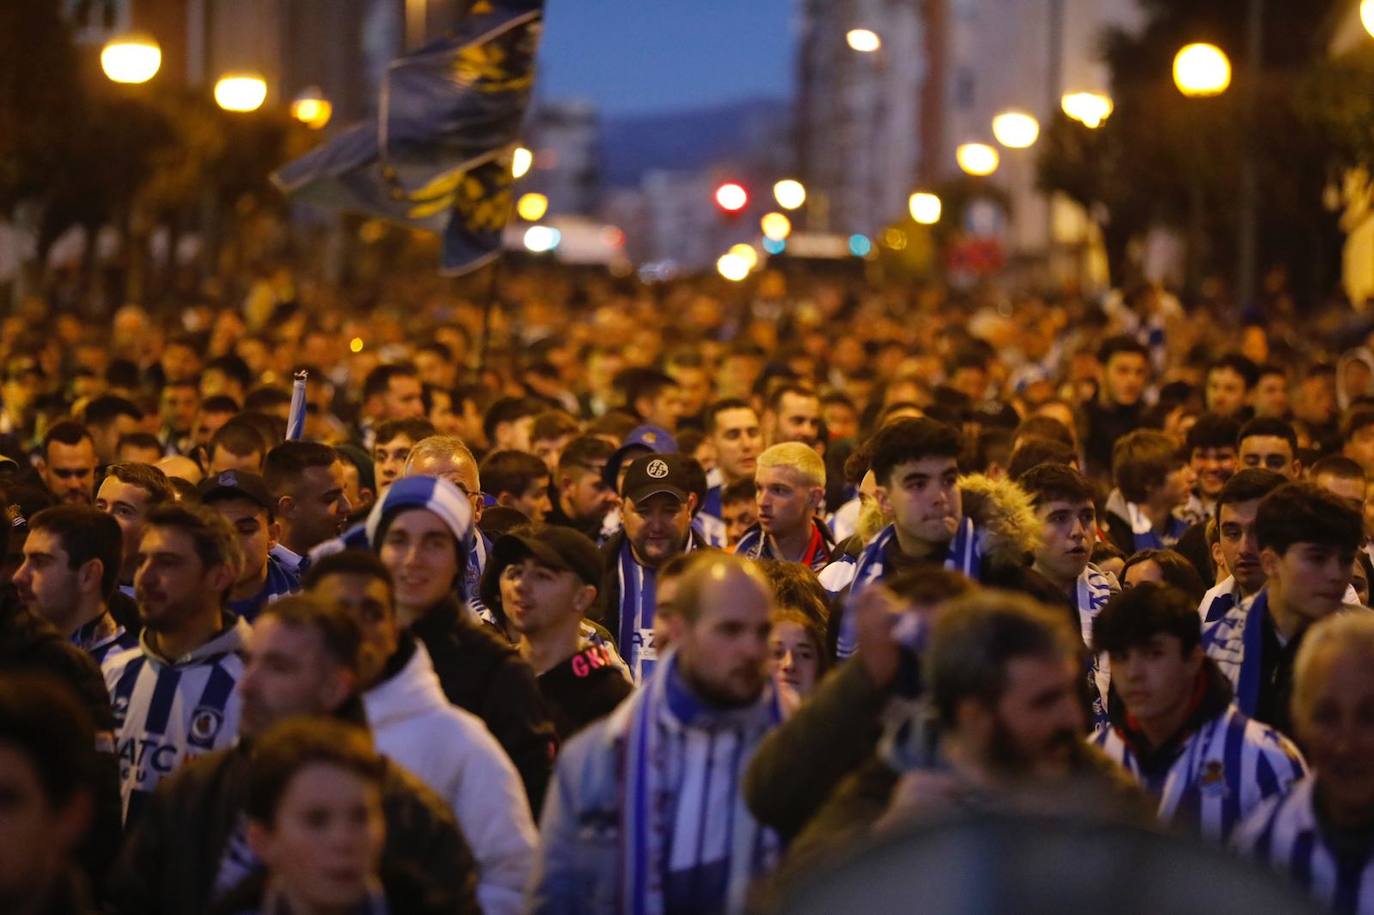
(598, 98), (792, 187)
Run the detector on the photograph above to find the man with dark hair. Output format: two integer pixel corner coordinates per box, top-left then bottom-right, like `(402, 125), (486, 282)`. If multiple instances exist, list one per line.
(116, 433), (164, 466)
(1237, 416), (1301, 479)
(1091, 582), (1305, 842)
(208, 417), (268, 475)
(84, 394), (144, 467)
(39, 420), (99, 505)
(824, 418), (1057, 658)
(1019, 462), (1117, 714)
(192, 395), (239, 448)
(198, 470), (300, 621)
(615, 367), (685, 433)
(596, 453), (704, 682)
(481, 396), (542, 454)
(15, 505), (136, 663)
(1007, 437), (1078, 481)
(1183, 413), (1240, 522)
(764, 383), (822, 449)
(1196, 469), (1287, 623)
(701, 398), (764, 519)
(547, 435), (618, 539)
(1343, 406), (1374, 478)
(1105, 429), (1195, 556)
(481, 450), (552, 523)
(96, 462), (175, 598)
(0, 673), (103, 913)
(1205, 354), (1259, 420)
(159, 380), (200, 456)
(372, 416), (436, 500)
(201, 354), (253, 405)
(529, 410), (580, 472)
(263, 441), (351, 573)
(362, 477), (556, 816)
(1202, 482), (1365, 735)
(1252, 364), (1290, 419)
(102, 503), (251, 825)
(108, 593), (481, 915)
(1083, 335), (1150, 478)
(358, 363), (424, 449)
(722, 478), (759, 547)
(486, 526), (631, 740)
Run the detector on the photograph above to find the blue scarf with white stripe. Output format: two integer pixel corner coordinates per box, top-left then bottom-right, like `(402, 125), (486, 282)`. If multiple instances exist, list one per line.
(616, 651), (781, 915)
(835, 519), (980, 658)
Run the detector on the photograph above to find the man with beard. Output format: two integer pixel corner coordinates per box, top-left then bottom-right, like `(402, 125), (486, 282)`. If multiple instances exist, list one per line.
(532, 555), (781, 915)
(262, 442), (352, 576)
(1196, 469), (1286, 623)
(1092, 583), (1306, 843)
(39, 421), (99, 506)
(595, 453), (705, 683)
(763, 384), (823, 450)
(101, 504), (250, 827)
(783, 591), (1146, 866)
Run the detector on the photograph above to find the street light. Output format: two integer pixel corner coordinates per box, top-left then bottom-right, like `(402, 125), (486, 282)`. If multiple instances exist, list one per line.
(101, 33), (161, 84)
(1061, 91), (1113, 129)
(1173, 43), (1231, 97)
(290, 87), (332, 129)
(956, 143), (1000, 177)
(511, 146), (534, 179)
(909, 192), (942, 225)
(715, 182), (749, 213)
(761, 212), (792, 241)
(1363, 0), (1374, 38)
(773, 179), (806, 210)
(516, 192), (549, 222)
(523, 225), (561, 253)
(846, 29), (882, 53)
(717, 253), (751, 282)
(991, 110), (1040, 149)
(214, 73), (268, 112)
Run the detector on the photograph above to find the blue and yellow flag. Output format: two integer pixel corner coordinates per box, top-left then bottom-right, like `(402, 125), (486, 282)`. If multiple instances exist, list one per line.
(272, 0), (543, 275)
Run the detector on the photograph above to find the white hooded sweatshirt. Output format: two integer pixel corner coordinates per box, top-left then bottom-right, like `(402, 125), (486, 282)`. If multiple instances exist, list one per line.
(364, 638), (538, 915)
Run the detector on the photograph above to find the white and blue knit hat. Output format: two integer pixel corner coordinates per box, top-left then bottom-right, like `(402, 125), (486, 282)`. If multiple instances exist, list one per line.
(365, 475), (475, 552)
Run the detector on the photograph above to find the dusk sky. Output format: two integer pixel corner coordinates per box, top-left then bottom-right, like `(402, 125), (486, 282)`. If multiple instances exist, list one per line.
(537, 0), (797, 118)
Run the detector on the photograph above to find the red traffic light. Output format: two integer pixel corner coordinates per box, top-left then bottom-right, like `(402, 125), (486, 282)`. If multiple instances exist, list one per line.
(715, 182), (749, 213)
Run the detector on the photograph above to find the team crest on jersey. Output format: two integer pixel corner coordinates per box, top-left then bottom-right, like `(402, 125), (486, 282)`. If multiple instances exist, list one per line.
(191, 706), (225, 743)
(1199, 760), (1228, 796)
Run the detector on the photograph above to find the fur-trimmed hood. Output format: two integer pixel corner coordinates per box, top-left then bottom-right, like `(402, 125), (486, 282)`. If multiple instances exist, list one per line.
(959, 473), (1043, 570)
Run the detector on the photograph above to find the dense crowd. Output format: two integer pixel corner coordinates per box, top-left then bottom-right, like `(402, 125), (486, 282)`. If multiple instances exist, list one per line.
(3, 264), (1374, 913)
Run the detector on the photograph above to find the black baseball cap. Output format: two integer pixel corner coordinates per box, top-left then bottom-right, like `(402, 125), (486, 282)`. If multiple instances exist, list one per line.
(620, 453), (692, 505)
(492, 526), (602, 587)
(197, 470), (275, 512)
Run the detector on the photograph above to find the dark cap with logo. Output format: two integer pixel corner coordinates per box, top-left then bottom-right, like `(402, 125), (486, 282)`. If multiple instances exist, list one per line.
(620, 453), (693, 505)
(197, 470), (275, 512)
(492, 525), (602, 588)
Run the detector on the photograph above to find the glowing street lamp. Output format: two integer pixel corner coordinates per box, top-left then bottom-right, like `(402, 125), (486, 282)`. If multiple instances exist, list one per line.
(1173, 43), (1231, 98)
(511, 146), (534, 179)
(516, 192), (549, 222)
(991, 110), (1040, 149)
(215, 73), (268, 112)
(956, 142), (999, 177)
(1061, 91), (1113, 129)
(715, 182), (749, 213)
(523, 225), (561, 253)
(773, 179), (806, 210)
(761, 212), (792, 241)
(908, 192), (941, 225)
(101, 33), (161, 84)
(1363, 0), (1374, 38)
(729, 243), (760, 270)
(290, 87), (332, 129)
(846, 29), (882, 53)
(717, 253), (751, 282)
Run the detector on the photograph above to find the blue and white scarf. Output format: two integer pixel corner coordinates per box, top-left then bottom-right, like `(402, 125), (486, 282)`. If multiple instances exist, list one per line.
(616, 651), (781, 915)
(617, 534), (699, 683)
(835, 519), (980, 659)
(1202, 587), (1270, 716)
(1075, 564), (1118, 726)
(1106, 489), (1188, 551)
(733, 518), (833, 572)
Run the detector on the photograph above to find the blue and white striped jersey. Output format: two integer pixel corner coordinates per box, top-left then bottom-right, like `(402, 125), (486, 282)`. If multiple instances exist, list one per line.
(1233, 778), (1374, 914)
(102, 616), (250, 826)
(71, 610), (139, 667)
(1094, 703), (1307, 843)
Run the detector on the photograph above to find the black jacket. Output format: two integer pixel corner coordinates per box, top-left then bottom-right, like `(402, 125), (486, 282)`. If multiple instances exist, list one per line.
(411, 596), (557, 815)
(107, 737), (480, 915)
(0, 593), (122, 894)
(1082, 399), (1143, 480)
(537, 644), (633, 741)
